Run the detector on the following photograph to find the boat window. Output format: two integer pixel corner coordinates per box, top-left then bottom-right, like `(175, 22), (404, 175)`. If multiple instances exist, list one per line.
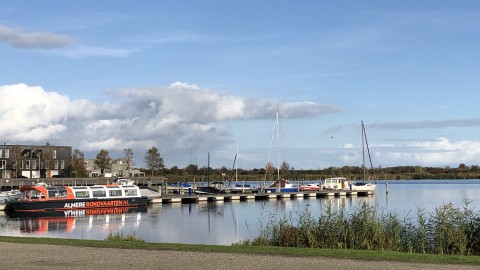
(109, 189), (122, 197)
(75, 191), (90, 198)
(47, 187), (68, 198)
(124, 189), (138, 196)
(28, 190), (41, 199)
(92, 190), (106, 197)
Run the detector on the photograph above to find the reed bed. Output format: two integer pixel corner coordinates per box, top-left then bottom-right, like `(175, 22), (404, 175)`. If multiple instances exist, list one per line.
(244, 200), (480, 256)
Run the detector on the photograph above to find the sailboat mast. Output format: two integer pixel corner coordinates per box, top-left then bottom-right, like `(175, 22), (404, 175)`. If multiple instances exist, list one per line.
(207, 152), (210, 185)
(362, 121), (366, 180)
(361, 121), (376, 182)
(236, 142), (238, 184)
(276, 110), (280, 181)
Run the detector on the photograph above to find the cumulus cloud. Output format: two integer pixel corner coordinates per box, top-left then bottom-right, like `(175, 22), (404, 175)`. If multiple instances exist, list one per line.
(5, 82), (480, 169)
(0, 24), (71, 49)
(334, 137), (480, 168)
(1, 82), (338, 167)
(0, 83), (95, 141)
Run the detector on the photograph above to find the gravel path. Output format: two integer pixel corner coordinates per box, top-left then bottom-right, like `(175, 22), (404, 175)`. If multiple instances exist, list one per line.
(0, 242), (478, 270)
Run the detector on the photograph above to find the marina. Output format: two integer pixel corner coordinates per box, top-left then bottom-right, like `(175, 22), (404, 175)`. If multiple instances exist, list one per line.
(0, 180), (479, 245)
(0, 182), (373, 212)
(148, 189), (373, 204)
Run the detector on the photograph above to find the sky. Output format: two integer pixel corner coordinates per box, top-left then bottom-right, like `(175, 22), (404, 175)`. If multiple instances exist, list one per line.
(1, 1), (480, 171)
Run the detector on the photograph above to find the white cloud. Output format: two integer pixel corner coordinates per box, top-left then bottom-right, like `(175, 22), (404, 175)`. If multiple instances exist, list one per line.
(0, 82), (338, 168)
(11, 82), (480, 169)
(0, 83), (95, 142)
(0, 24), (71, 49)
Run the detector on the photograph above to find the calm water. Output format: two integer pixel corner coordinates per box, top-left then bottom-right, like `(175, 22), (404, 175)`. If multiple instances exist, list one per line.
(1, 179), (480, 245)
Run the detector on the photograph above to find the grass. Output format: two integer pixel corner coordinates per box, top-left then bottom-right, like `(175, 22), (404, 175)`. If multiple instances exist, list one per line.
(105, 232), (145, 242)
(242, 200), (480, 257)
(0, 235), (480, 266)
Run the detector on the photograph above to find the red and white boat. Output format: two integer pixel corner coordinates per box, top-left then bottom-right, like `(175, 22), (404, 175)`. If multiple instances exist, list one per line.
(300, 183), (321, 191)
(5, 183), (149, 214)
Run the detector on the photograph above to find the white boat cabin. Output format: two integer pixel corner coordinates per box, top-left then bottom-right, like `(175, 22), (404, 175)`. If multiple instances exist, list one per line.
(69, 185), (141, 199)
(322, 177), (349, 190)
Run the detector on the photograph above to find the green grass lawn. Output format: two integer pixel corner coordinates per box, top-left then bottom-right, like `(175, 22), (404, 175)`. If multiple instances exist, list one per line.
(1, 236), (480, 266)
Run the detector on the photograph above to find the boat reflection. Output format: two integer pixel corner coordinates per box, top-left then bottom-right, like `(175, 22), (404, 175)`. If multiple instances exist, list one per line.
(12, 206), (147, 234)
(20, 217), (75, 233)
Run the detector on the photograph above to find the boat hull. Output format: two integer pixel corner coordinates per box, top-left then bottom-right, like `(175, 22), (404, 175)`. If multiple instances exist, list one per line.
(265, 188), (299, 193)
(6, 197), (149, 213)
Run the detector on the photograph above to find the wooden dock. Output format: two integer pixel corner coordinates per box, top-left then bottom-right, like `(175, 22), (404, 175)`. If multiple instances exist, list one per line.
(148, 190), (373, 204)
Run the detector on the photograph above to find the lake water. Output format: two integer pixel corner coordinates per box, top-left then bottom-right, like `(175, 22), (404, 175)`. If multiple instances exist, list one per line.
(1, 179), (480, 246)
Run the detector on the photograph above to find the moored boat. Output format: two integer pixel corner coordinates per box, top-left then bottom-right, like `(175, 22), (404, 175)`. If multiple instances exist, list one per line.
(265, 180), (299, 193)
(322, 177), (349, 190)
(299, 183), (321, 191)
(349, 181), (377, 192)
(227, 183), (260, 194)
(5, 184), (149, 213)
(0, 190), (21, 203)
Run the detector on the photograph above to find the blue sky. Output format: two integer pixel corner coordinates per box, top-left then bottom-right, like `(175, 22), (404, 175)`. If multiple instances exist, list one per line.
(1, 1), (480, 170)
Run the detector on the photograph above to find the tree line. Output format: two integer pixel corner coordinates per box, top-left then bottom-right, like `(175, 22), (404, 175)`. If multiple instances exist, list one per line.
(69, 147), (480, 181)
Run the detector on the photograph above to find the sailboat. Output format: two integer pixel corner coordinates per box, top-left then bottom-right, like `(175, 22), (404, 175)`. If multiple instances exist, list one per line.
(196, 152), (229, 194)
(227, 143), (259, 194)
(264, 110), (298, 193)
(349, 121), (377, 192)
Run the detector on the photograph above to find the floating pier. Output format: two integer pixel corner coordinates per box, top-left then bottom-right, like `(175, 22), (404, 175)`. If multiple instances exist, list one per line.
(145, 190), (374, 205)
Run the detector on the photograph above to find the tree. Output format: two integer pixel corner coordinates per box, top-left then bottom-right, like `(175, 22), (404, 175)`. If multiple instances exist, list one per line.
(94, 149), (111, 175)
(185, 164), (198, 175)
(281, 161), (290, 178)
(123, 148), (134, 177)
(144, 147), (164, 176)
(71, 149), (87, 177)
(265, 162), (275, 180)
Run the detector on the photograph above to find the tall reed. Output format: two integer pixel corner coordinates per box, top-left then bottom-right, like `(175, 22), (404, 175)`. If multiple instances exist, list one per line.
(246, 200), (480, 256)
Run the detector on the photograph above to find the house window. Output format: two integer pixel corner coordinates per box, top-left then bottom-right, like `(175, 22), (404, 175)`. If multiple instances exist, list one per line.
(0, 160), (5, 169)
(32, 160), (36, 170)
(5, 149), (9, 158)
(0, 149), (2, 158)
(61, 160), (65, 169)
(53, 150), (57, 159)
(19, 160), (23, 169)
(55, 160), (59, 169)
(26, 160), (30, 169)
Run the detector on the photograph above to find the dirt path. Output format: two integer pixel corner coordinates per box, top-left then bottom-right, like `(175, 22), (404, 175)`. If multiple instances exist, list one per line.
(0, 242), (478, 270)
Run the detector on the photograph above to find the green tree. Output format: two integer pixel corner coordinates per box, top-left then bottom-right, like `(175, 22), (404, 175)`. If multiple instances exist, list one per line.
(185, 164), (198, 175)
(71, 149), (87, 177)
(144, 147), (164, 176)
(94, 149), (111, 175)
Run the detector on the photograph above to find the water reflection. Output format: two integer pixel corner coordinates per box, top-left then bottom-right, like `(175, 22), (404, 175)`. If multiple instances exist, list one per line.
(1, 180), (480, 245)
(1, 207), (146, 237)
(20, 217), (75, 233)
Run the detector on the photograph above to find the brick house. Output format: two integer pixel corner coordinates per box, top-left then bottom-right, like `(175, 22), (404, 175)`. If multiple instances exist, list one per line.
(0, 144), (72, 179)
